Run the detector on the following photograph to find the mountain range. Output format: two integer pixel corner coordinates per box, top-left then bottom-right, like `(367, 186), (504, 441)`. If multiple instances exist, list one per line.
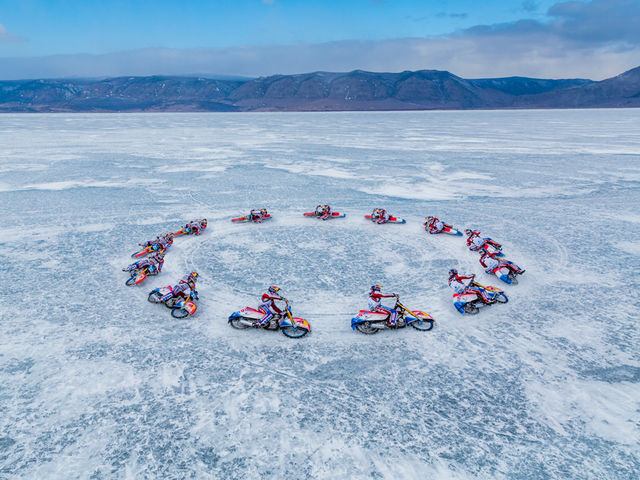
(1, 66), (639, 112)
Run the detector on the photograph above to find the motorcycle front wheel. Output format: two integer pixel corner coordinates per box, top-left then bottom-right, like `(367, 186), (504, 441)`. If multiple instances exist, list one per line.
(229, 317), (251, 329)
(281, 325), (309, 338)
(147, 291), (163, 303)
(125, 276), (137, 286)
(171, 308), (189, 319)
(410, 319), (435, 331)
(508, 273), (519, 285)
(355, 322), (379, 334)
(494, 293), (508, 303)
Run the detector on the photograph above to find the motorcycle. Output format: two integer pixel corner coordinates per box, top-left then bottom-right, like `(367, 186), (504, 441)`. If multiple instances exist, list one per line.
(303, 211), (346, 219)
(453, 281), (508, 314)
(487, 261), (525, 285)
(228, 300), (311, 338)
(351, 295), (435, 334)
(124, 265), (158, 286)
(232, 213), (272, 223)
(364, 214), (406, 224)
(148, 286), (198, 318)
(425, 222), (463, 236)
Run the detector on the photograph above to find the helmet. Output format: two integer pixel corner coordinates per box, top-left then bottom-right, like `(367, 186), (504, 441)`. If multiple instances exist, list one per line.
(188, 272), (198, 283)
(260, 208), (268, 215)
(464, 229), (473, 236)
(449, 268), (458, 278)
(202, 218), (207, 226)
(425, 216), (434, 222)
(268, 286), (280, 294)
(370, 285), (382, 292)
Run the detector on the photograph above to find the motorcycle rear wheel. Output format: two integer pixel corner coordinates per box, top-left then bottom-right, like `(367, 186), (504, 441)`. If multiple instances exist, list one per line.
(355, 322), (379, 334)
(147, 291), (163, 303)
(171, 308), (189, 319)
(410, 319), (435, 331)
(281, 325), (309, 338)
(464, 303), (480, 315)
(229, 317), (251, 329)
(164, 297), (178, 309)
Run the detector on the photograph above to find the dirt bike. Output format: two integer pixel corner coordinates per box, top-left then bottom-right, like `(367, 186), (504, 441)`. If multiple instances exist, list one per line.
(303, 211), (346, 219)
(124, 265), (158, 286)
(228, 300), (311, 338)
(453, 281), (508, 314)
(425, 222), (462, 236)
(351, 295), (435, 334)
(364, 214), (406, 224)
(148, 286), (198, 318)
(232, 213), (272, 223)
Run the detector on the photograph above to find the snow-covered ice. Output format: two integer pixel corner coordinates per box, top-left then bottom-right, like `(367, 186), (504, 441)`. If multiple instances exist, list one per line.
(1, 110), (639, 479)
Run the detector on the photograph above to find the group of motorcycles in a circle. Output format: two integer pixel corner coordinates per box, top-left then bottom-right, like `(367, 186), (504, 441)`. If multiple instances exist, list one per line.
(122, 205), (525, 338)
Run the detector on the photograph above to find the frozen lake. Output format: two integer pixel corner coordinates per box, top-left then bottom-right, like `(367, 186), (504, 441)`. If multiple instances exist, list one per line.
(1, 110), (639, 479)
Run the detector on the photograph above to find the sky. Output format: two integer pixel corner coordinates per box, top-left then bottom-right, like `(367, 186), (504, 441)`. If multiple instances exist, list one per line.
(0, 0), (639, 80)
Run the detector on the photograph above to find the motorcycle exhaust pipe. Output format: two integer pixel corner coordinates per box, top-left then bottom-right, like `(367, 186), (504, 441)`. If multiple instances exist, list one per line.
(239, 319), (255, 327)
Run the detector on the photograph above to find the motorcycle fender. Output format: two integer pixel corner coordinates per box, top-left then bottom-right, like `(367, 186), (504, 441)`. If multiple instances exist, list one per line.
(453, 302), (467, 314)
(292, 317), (311, 331)
(351, 317), (366, 330)
(409, 310), (433, 321)
(484, 286), (502, 294)
(184, 301), (197, 315)
(496, 268), (512, 284)
(134, 271), (147, 284)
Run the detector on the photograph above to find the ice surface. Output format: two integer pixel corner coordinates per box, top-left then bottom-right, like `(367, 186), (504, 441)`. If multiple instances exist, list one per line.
(1, 110), (639, 479)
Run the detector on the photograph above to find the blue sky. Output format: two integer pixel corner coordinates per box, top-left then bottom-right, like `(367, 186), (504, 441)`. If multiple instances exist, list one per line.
(0, 0), (639, 79)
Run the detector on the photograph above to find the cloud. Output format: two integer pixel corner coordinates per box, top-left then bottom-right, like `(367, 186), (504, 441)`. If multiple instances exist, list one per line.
(0, 23), (25, 42)
(0, 1), (638, 80)
(436, 12), (469, 19)
(548, 0), (640, 44)
(522, 1), (539, 12)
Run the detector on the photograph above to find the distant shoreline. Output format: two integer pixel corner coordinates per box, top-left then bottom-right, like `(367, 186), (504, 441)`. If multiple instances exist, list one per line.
(1, 67), (638, 113)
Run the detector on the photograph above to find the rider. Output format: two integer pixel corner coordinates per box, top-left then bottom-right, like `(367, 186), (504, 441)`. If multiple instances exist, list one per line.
(124, 251), (165, 274)
(424, 216), (444, 234)
(448, 269), (492, 303)
(161, 272), (198, 302)
(478, 249), (502, 274)
(479, 249), (525, 278)
(315, 204), (332, 220)
(465, 229), (501, 252)
(371, 208), (390, 224)
(141, 233), (173, 251)
(250, 208), (268, 223)
(369, 285), (399, 326)
(257, 286), (285, 326)
(186, 218), (207, 235)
